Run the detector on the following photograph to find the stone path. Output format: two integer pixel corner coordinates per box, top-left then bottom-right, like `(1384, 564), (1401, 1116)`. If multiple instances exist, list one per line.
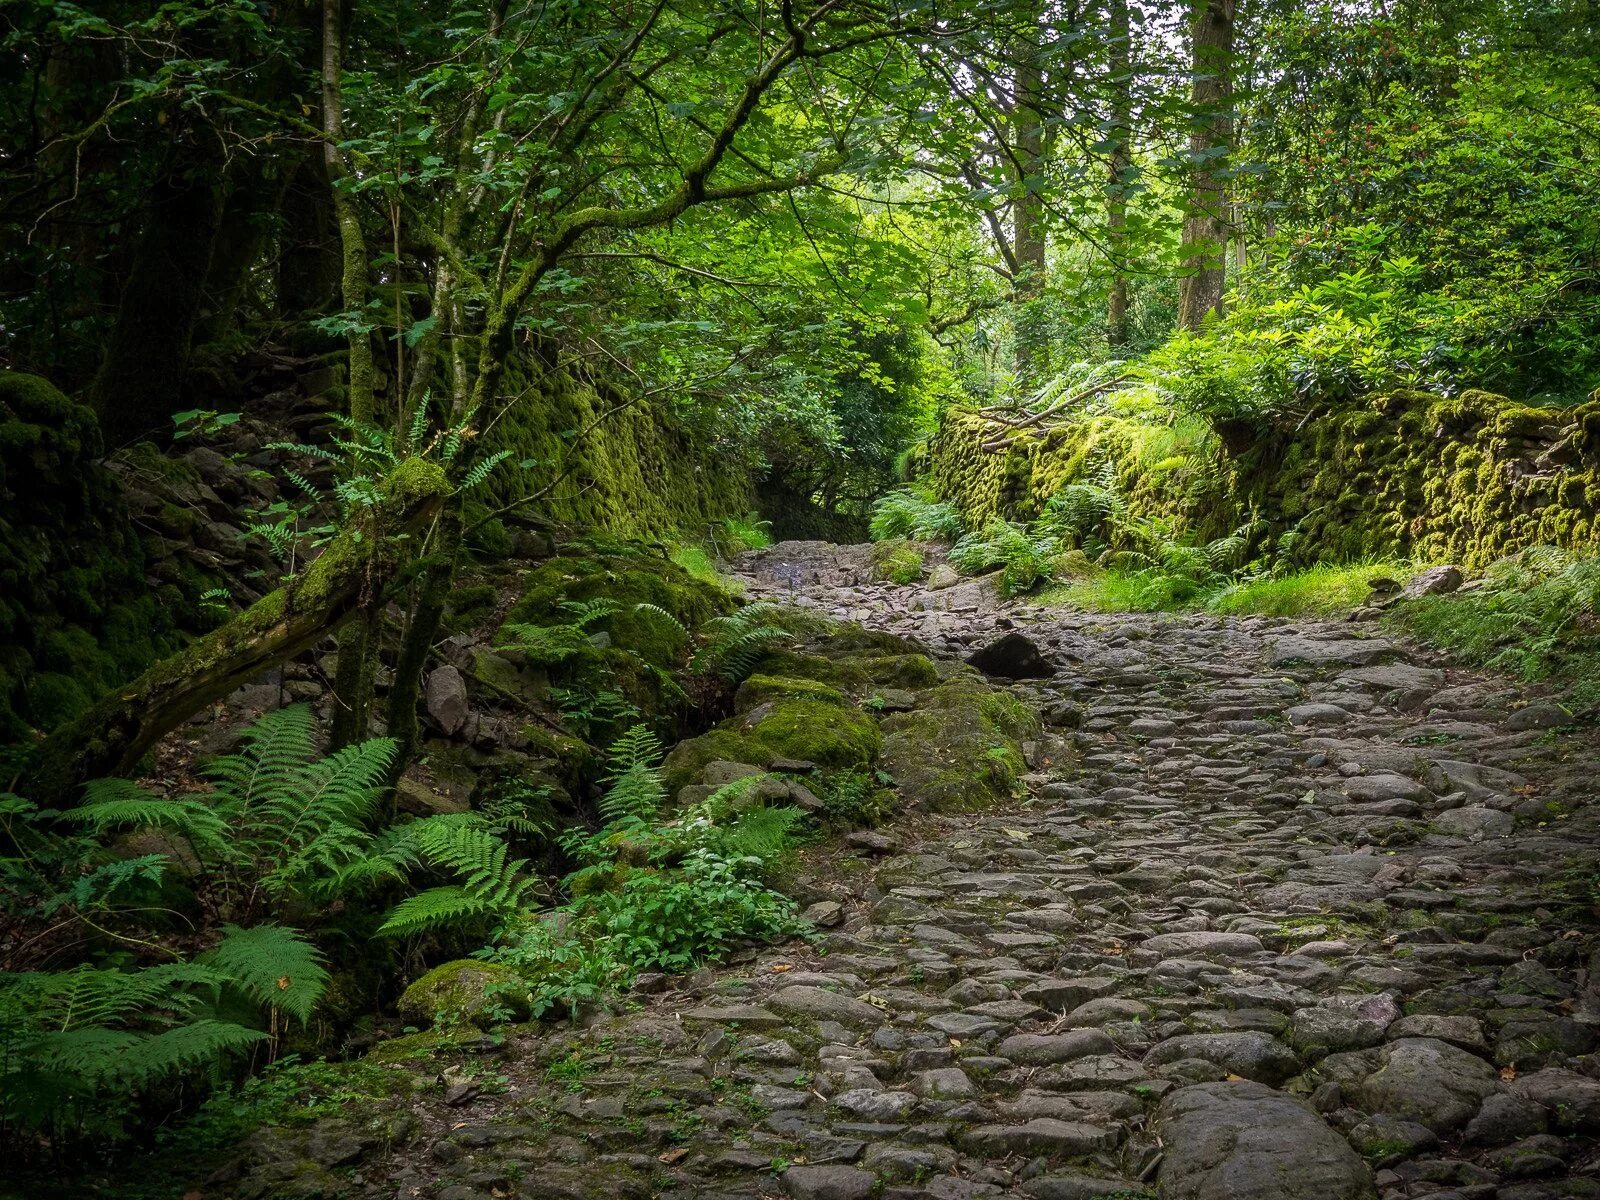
(321, 543), (1600, 1200)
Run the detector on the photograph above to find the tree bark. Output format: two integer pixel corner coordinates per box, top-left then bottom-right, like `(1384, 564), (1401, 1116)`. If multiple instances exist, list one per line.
(27, 461), (450, 805)
(1105, 0), (1133, 349)
(1177, 0), (1235, 332)
(321, 0), (375, 426)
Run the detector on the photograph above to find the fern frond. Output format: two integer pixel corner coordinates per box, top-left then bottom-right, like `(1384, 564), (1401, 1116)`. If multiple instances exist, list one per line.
(63, 780), (229, 858)
(632, 602), (689, 637)
(377, 885), (495, 938)
(202, 924), (328, 1025)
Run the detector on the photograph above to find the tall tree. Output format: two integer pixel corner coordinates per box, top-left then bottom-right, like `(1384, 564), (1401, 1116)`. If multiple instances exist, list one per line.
(1104, 0), (1133, 348)
(1176, 0), (1234, 331)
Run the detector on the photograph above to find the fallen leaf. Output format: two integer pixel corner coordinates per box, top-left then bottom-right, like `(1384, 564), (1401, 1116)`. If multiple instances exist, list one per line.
(658, 1147), (689, 1165)
(1500, 1065), (1517, 1080)
(1002, 827), (1031, 841)
(770, 963), (793, 973)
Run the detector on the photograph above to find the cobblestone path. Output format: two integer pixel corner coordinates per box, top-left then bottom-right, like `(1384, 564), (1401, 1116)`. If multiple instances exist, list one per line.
(370, 543), (1600, 1200)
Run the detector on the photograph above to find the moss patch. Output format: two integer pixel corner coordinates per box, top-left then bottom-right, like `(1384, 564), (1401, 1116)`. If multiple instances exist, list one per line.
(871, 538), (925, 584)
(879, 673), (1043, 813)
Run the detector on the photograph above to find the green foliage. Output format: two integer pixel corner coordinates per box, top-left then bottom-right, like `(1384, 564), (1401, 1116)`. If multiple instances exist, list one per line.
(1211, 561), (1416, 617)
(63, 706), (398, 915)
(870, 487), (964, 542)
(950, 520), (1060, 596)
(485, 728), (804, 1014)
(692, 602), (794, 684)
(0, 924), (327, 1146)
(717, 515), (773, 554)
(499, 599), (622, 665)
(1393, 547), (1600, 712)
(377, 815), (541, 938)
(870, 539), (924, 584)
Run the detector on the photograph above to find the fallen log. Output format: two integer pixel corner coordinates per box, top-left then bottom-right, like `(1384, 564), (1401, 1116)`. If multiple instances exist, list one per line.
(26, 458), (451, 804)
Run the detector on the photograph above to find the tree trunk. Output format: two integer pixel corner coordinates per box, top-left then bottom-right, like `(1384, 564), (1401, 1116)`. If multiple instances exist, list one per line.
(86, 135), (223, 445)
(1011, 26), (1049, 390)
(386, 505), (464, 773)
(27, 460), (449, 805)
(321, 0), (375, 426)
(1105, 0), (1133, 349)
(1176, 0), (1235, 332)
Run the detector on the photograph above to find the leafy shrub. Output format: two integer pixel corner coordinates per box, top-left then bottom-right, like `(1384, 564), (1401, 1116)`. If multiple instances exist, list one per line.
(691, 601), (793, 683)
(718, 514), (773, 554)
(869, 487), (963, 542)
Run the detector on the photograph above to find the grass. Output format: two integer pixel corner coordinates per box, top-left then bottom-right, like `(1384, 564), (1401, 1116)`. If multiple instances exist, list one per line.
(1388, 546), (1600, 714)
(1211, 561), (1418, 616)
(1040, 559), (1415, 617)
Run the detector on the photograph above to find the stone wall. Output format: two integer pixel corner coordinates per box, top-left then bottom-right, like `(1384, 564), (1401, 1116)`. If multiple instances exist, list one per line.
(928, 389), (1600, 569)
(477, 365), (754, 539)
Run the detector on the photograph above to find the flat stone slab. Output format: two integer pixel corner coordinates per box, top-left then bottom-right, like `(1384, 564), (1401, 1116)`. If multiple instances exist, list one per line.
(768, 985), (885, 1028)
(1156, 1080), (1377, 1199)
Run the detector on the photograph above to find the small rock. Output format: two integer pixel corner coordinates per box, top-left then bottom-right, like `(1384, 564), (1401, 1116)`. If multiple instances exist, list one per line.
(1504, 701), (1571, 731)
(803, 900), (846, 927)
(1402, 565), (1463, 598)
(769, 985), (885, 1028)
(424, 665), (470, 736)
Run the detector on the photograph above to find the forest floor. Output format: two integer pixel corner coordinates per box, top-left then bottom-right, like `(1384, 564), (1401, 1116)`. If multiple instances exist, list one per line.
(222, 541), (1600, 1200)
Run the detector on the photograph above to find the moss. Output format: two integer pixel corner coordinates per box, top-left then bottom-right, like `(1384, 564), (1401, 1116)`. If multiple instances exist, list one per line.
(928, 390), (1600, 572)
(396, 959), (530, 1029)
(733, 674), (847, 714)
(755, 650), (875, 695)
(661, 693), (882, 792)
(443, 582), (499, 634)
(476, 363), (755, 537)
(878, 675), (1043, 814)
(871, 538), (924, 584)
(857, 653), (941, 689)
(0, 373), (180, 738)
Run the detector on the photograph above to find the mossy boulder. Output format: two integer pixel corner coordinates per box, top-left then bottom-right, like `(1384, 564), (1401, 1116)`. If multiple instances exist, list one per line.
(396, 960), (530, 1029)
(500, 546), (734, 733)
(879, 673), (1043, 814)
(733, 673), (846, 714)
(663, 691), (882, 792)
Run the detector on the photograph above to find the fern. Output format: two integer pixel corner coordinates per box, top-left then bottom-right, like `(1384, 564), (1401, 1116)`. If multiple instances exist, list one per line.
(63, 778), (229, 860)
(869, 487), (964, 542)
(201, 924), (328, 1025)
(598, 727), (666, 823)
(692, 602), (792, 682)
(376, 815), (539, 937)
(498, 598), (621, 665)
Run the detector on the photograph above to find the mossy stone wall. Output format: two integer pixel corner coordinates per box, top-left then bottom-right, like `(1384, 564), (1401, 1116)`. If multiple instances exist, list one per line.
(478, 365), (754, 538)
(0, 373), (181, 742)
(928, 390), (1600, 569)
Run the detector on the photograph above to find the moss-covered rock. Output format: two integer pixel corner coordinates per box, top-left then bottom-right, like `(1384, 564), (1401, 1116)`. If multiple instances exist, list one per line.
(733, 673), (847, 714)
(879, 673), (1043, 814)
(662, 692), (882, 792)
(477, 364), (755, 536)
(0, 372), (179, 743)
(500, 546), (734, 735)
(396, 960), (530, 1029)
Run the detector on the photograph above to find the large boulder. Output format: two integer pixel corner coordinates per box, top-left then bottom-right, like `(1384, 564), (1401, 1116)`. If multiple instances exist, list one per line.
(1356, 1037), (1497, 1132)
(1156, 1080), (1377, 1200)
(967, 632), (1056, 679)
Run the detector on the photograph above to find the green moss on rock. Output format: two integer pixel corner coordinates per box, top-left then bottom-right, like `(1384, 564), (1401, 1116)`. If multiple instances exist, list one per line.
(871, 538), (925, 584)
(396, 960), (530, 1029)
(879, 674), (1043, 814)
(733, 674), (847, 714)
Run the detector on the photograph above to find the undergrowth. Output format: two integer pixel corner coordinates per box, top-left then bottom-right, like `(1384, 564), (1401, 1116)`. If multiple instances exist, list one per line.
(1391, 546), (1600, 712)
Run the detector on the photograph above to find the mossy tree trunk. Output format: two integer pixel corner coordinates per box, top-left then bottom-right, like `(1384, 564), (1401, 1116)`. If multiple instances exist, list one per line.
(27, 461), (450, 805)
